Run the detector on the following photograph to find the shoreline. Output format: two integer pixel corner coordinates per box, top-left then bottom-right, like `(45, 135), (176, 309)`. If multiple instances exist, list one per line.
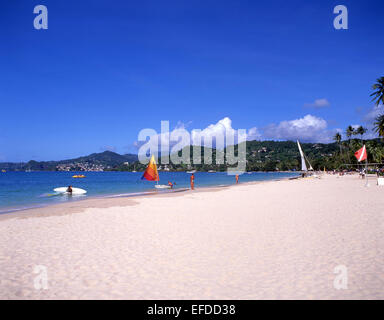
(0, 174), (300, 220)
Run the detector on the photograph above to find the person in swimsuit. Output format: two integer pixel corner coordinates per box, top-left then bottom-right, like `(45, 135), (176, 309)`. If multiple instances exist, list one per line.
(190, 173), (195, 190)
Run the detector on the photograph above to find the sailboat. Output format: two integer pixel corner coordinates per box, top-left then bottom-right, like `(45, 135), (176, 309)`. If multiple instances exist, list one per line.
(141, 155), (171, 189)
(297, 140), (316, 176)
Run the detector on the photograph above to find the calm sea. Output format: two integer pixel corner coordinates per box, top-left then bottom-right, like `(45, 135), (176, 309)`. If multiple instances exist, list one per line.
(0, 171), (299, 214)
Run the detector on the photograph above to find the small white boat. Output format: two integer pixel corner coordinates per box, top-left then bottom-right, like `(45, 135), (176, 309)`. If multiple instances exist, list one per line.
(53, 187), (87, 195)
(297, 140), (320, 178)
(297, 140), (313, 172)
(154, 184), (171, 189)
(186, 170), (196, 173)
(141, 155), (172, 189)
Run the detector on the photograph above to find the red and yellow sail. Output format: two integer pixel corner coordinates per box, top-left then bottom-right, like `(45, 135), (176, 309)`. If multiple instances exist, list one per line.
(141, 155), (159, 181)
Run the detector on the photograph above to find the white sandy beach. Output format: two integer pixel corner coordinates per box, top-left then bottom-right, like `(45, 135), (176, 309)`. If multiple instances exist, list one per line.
(0, 174), (383, 300)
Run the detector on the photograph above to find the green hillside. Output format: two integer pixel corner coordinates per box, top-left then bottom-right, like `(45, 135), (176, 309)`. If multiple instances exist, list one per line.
(0, 151), (138, 171)
(2, 139), (383, 172)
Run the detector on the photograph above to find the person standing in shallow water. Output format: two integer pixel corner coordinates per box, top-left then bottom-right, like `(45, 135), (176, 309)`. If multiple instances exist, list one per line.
(235, 174), (239, 184)
(190, 173), (195, 190)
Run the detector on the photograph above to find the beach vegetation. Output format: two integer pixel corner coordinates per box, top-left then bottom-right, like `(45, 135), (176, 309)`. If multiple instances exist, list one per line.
(373, 114), (384, 140)
(370, 77), (384, 106)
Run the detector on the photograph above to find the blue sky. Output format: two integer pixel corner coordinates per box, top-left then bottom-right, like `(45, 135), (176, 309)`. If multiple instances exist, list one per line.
(1, 0), (383, 161)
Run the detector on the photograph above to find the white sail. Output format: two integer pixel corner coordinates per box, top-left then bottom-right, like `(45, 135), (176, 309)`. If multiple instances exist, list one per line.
(297, 140), (307, 171)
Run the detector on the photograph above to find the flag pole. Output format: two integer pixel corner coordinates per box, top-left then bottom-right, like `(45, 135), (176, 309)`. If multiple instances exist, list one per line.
(365, 157), (369, 187)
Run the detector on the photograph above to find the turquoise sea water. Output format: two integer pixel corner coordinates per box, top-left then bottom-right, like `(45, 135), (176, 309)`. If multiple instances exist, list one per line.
(0, 171), (299, 214)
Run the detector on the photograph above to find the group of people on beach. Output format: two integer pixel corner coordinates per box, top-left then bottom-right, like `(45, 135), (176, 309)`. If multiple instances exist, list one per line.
(168, 173), (196, 190)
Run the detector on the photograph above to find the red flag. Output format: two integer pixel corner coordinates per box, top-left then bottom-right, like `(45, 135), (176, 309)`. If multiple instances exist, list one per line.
(354, 145), (367, 162)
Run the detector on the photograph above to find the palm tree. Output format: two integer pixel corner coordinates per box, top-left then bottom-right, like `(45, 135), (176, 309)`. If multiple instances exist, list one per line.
(373, 114), (384, 140)
(373, 147), (384, 163)
(346, 125), (355, 140)
(366, 140), (383, 164)
(356, 125), (367, 144)
(333, 132), (342, 159)
(345, 126), (355, 163)
(333, 132), (342, 144)
(370, 77), (384, 106)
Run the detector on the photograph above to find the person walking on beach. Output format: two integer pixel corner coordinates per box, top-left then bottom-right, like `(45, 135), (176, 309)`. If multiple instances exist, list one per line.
(235, 174), (239, 184)
(190, 173), (195, 190)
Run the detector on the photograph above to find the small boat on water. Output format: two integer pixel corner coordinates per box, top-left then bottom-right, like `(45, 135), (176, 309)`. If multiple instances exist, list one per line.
(54, 187), (87, 195)
(142, 155), (171, 189)
(154, 184), (171, 189)
(1, 170), (6, 173)
(72, 175), (86, 178)
(186, 170), (196, 173)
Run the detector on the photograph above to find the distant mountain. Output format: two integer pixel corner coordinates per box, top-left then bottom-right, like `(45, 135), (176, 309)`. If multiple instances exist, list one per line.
(0, 151), (138, 171)
(57, 151), (137, 166)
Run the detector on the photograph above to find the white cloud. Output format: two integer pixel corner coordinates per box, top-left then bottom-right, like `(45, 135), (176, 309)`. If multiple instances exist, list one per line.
(247, 127), (262, 141)
(363, 104), (384, 123)
(195, 118), (263, 146)
(135, 114), (340, 155)
(304, 98), (330, 109)
(191, 117), (253, 147)
(192, 117), (234, 140)
(263, 114), (333, 143)
(135, 117), (259, 154)
(189, 118), (261, 145)
(359, 104), (384, 139)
